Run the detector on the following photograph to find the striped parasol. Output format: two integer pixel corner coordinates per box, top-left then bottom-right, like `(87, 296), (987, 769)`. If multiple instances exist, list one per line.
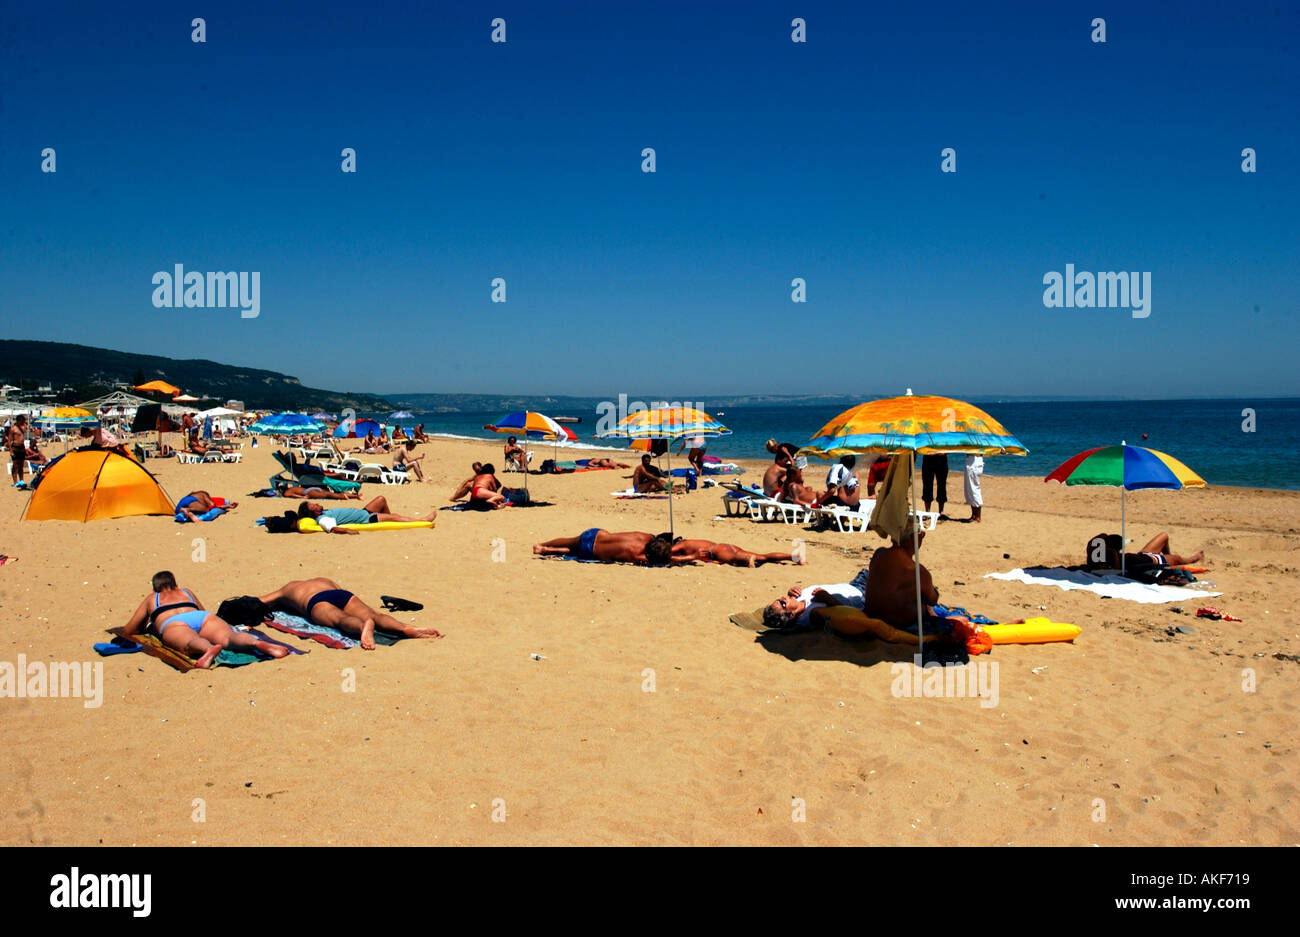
(1046, 442), (1205, 574)
(596, 406), (731, 536)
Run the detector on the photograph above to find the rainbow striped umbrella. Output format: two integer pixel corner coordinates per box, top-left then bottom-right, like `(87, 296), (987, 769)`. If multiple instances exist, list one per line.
(484, 411), (572, 494)
(1046, 442), (1205, 574)
(596, 407), (731, 536)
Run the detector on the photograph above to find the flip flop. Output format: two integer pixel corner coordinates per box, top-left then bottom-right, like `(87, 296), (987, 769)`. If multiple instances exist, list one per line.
(381, 595), (423, 612)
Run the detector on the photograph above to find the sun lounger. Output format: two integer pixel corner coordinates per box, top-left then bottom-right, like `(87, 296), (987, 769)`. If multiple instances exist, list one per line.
(270, 450), (362, 493)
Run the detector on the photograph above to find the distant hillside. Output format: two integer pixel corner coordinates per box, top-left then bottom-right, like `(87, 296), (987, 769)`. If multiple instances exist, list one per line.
(0, 341), (393, 412)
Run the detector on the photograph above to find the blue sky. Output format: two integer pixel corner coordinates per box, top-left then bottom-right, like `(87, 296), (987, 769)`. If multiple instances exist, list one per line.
(1, 0), (1296, 398)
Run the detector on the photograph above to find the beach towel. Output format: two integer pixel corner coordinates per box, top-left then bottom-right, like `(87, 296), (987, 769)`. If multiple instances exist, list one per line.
(263, 610), (401, 649)
(868, 454), (912, 541)
(174, 507), (225, 523)
(984, 567), (1222, 604)
(104, 626), (301, 672)
(611, 488), (670, 499)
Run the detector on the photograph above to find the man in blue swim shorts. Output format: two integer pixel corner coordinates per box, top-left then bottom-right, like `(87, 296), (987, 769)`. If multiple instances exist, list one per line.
(259, 577), (443, 649)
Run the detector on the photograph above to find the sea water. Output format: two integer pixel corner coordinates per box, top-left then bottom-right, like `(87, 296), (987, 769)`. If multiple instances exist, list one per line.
(362, 398), (1300, 490)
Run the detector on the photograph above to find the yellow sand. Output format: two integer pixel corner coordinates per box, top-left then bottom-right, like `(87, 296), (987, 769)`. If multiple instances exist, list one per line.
(1, 438), (1296, 845)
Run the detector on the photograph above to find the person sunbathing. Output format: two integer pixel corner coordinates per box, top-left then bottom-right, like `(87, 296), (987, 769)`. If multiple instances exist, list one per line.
(258, 577), (442, 649)
(188, 437), (233, 456)
(863, 521), (940, 628)
(413, 424), (429, 442)
(1102, 531), (1204, 569)
(23, 440), (46, 465)
(122, 570), (290, 668)
(504, 436), (528, 471)
(584, 458), (630, 469)
(763, 570), (870, 629)
(392, 440), (427, 481)
(632, 454), (669, 493)
(468, 464), (509, 509)
(297, 496), (437, 533)
(778, 474), (819, 507)
(276, 482), (361, 500)
(449, 462), (484, 501)
(176, 490), (237, 522)
(669, 538), (804, 567)
(821, 455), (861, 508)
(533, 529), (672, 565)
(762, 461), (787, 498)
(352, 432), (388, 454)
(392, 426), (407, 442)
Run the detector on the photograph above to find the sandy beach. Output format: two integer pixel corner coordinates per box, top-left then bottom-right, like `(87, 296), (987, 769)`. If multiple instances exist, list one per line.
(1, 436), (1296, 846)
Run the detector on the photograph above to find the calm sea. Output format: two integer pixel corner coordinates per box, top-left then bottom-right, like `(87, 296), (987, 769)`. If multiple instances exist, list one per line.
(362, 398), (1300, 490)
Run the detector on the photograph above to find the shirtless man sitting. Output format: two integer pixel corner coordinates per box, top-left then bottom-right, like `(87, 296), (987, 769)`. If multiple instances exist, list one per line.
(864, 521), (940, 629)
(669, 538), (804, 568)
(258, 577), (442, 649)
(296, 495), (437, 533)
(632, 454), (669, 493)
(533, 529), (672, 565)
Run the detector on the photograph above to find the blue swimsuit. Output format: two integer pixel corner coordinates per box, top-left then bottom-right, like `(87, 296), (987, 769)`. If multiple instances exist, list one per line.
(149, 589), (208, 635)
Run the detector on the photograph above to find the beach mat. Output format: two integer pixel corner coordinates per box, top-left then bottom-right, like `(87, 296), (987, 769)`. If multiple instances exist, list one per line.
(263, 610), (401, 649)
(104, 626), (302, 672)
(985, 567), (1222, 604)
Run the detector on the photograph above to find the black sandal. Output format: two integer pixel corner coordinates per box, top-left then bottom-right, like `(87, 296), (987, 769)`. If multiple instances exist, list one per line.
(381, 595), (423, 612)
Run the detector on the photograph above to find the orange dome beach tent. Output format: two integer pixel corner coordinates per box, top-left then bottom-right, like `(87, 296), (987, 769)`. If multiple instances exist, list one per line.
(22, 446), (175, 522)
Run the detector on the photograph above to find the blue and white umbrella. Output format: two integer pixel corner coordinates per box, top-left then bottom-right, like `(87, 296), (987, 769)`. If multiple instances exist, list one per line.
(249, 412), (324, 435)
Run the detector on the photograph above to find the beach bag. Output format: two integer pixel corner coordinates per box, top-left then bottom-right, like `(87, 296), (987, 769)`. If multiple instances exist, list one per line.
(502, 487), (530, 506)
(262, 510), (299, 533)
(216, 596), (271, 627)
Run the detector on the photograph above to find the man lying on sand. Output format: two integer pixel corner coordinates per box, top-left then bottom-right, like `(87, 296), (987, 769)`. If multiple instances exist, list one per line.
(763, 569), (870, 629)
(276, 482), (361, 500)
(533, 530), (802, 567)
(534, 529), (670, 564)
(1100, 531), (1205, 569)
(258, 577), (442, 650)
(669, 539), (804, 567)
(122, 571), (290, 668)
(297, 496), (437, 533)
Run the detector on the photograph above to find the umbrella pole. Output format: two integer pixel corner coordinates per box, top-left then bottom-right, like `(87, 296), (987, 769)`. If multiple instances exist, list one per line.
(667, 443), (674, 539)
(1121, 484), (1126, 577)
(911, 456), (923, 659)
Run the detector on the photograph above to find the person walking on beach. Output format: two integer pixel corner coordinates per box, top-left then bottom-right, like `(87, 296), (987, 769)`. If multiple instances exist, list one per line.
(121, 571), (291, 669)
(676, 435), (706, 477)
(6, 415), (28, 485)
(922, 454), (949, 518)
(964, 454), (984, 522)
(259, 577), (442, 649)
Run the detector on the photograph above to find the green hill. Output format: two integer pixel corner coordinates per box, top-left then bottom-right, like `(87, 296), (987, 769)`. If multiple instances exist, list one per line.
(0, 340), (392, 412)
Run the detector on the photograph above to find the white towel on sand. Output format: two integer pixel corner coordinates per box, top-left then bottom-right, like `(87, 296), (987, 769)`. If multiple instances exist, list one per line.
(985, 567), (1221, 604)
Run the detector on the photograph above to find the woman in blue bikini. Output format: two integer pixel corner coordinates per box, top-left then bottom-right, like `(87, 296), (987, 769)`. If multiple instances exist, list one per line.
(121, 571), (290, 668)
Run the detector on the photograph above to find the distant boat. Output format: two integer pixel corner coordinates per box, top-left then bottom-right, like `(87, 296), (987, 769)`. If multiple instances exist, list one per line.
(553, 416), (581, 423)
